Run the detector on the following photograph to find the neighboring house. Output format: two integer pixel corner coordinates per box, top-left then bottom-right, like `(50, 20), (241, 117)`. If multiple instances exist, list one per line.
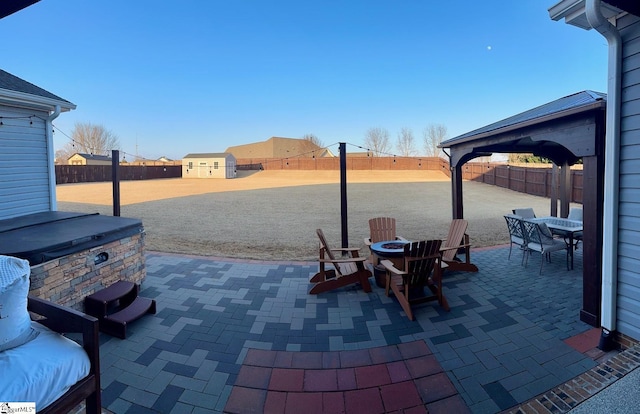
(182, 153), (237, 179)
(226, 137), (334, 159)
(67, 153), (112, 165)
(550, 0), (640, 347)
(0, 69), (76, 219)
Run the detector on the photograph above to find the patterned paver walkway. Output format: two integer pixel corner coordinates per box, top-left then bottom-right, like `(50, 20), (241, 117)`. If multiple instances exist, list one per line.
(95, 246), (627, 413)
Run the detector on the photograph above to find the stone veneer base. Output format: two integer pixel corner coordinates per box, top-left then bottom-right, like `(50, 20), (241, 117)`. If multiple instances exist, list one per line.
(29, 232), (146, 311)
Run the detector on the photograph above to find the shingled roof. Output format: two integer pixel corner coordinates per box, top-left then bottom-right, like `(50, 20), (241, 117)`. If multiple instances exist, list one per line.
(441, 90), (606, 147)
(0, 69), (75, 111)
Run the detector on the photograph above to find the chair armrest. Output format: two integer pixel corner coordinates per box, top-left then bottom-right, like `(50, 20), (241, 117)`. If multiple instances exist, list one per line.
(27, 296), (99, 359)
(440, 243), (471, 252)
(28, 296), (98, 335)
(380, 259), (406, 276)
(330, 247), (361, 253)
(320, 257), (368, 264)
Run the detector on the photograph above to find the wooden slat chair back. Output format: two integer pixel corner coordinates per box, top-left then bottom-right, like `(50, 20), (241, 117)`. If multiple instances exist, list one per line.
(504, 214), (527, 264)
(368, 217), (398, 244)
(309, 229), (372, 294)
(380, 239), (450, 320)
(365, 217), (406, 264)
(521, 219), (569, 274)
(440, 219), (478, 273)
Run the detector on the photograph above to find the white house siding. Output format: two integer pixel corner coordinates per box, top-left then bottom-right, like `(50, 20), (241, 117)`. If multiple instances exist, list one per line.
(0, 107), (50, 219)
(617, 14), (640, 340)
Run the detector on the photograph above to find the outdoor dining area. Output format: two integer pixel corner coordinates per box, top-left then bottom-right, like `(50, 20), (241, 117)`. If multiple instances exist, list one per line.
(308, 210), (583, 323)
(505, 207), (584, 274)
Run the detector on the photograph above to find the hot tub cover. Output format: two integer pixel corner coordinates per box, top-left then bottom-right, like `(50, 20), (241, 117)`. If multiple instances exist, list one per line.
(0, 212), (143, 265)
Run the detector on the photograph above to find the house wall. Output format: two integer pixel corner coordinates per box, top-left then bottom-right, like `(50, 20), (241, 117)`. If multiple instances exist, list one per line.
(616, 15), (640, 341)
(0, 107), (51, 220)
(182, 155), (236, 178)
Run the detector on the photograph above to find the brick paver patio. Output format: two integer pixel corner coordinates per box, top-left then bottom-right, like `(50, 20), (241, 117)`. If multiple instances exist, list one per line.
(93, 246), (637, 413)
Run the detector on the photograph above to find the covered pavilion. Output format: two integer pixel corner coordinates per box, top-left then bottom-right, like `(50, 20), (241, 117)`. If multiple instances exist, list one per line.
(439, 90), (607, 327)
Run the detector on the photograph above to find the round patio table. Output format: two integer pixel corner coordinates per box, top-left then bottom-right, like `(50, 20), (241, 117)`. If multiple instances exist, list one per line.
(370, 240), (410, 287)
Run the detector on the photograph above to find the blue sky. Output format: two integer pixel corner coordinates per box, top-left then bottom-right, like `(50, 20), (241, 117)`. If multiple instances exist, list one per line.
(1, 0), (606, 161)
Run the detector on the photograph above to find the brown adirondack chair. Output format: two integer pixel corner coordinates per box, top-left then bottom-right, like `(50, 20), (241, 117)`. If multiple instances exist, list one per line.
(364, 217), (406, 246)
(364, 217), (406, 264)
(309, 229), (372, 294)
(440, 219), (478, 273)
(380, 239), (450, 321)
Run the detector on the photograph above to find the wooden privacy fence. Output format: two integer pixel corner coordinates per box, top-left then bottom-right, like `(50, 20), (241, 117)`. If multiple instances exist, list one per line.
(55, 165), (182, 184)
(55, 158), (583, 204)
(462, 163), (583, 204)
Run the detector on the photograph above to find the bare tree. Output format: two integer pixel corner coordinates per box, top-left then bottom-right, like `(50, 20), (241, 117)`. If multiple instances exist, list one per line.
(396, 127), (416, 157)
(364, 127), (391, 156)
(57, 122), (120, 163)
(302, 133), (323, 148)
(423, 124), (448, 157)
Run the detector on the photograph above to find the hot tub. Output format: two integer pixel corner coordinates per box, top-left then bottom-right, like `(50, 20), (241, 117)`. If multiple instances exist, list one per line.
(0, 211), (146, 309)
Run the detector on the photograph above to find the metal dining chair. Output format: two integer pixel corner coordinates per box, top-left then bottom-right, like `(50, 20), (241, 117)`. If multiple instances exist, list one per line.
(521, 219), (569, 274)
(504, 214), (527, 264)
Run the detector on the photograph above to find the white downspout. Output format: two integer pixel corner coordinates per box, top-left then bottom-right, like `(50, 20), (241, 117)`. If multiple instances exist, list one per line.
(585, 0), (621, 343)
(45, 105), (61, 211)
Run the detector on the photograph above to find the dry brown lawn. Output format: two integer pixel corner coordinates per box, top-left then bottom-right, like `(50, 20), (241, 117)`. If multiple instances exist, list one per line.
(56, 170), (555, 261)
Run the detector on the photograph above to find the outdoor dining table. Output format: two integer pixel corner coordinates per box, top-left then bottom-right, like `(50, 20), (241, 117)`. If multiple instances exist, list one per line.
(533, 216), (583, 270)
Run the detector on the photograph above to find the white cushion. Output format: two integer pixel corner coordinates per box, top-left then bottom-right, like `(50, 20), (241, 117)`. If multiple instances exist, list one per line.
(0, 255), (38, 352)
(0, 321), (90, 409)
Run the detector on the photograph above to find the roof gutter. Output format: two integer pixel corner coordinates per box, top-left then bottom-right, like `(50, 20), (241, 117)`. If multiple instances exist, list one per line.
(586, 0), (621, 344)
(0, 88), (76, 112)
(46, 105), (61, 211)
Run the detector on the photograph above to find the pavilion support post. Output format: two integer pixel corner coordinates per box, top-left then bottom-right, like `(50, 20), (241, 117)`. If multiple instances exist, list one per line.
(451, 164), (464, 219)
(559, 161), (571, 218)
(551, 164), (559, 217)
(581, 153), (605, 327)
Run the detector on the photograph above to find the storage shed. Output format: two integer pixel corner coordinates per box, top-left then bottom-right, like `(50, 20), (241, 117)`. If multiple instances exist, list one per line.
(182, 153), (236, 178)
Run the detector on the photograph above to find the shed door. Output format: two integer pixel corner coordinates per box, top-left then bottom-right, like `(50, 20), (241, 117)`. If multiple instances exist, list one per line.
(198, 162), (208, 178)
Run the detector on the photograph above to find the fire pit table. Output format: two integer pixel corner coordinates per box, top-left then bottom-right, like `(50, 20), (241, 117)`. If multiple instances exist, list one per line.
(370, 240), (410, 288)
